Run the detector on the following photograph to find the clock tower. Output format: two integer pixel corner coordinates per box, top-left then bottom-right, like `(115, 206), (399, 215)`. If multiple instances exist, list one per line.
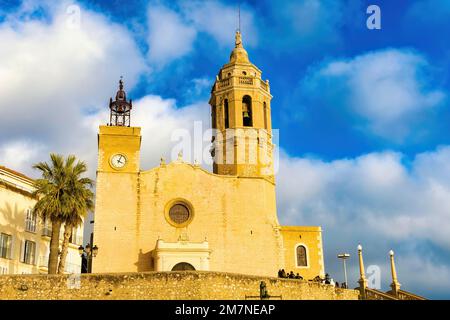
(97, 79), (141, 174)
(93, 79), (142, 272)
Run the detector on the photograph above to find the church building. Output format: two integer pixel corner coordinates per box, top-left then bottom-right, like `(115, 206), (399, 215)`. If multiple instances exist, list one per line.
(92, 31), (325, 280)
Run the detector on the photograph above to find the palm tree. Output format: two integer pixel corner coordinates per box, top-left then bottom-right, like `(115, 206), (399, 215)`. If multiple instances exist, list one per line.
(33, 154), (70, 274)
(32, 154), (93, 274)
(57, 161), (94, 274)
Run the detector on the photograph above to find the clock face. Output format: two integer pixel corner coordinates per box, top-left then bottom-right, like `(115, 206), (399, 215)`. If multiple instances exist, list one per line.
(110, 154), (127, 169)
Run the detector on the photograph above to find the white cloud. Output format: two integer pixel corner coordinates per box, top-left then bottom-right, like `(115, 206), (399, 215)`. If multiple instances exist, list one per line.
(182, 1), (258, 48)
(146, 5), (196, 65)
(0, 1), (146, 176)
(83, 95), (210, 175)
(146, 1), (258, 66)
(299, 49), (446, 141)
(0, 140), (45, 172)
(277, 148), (450, 297)
(278, 148), (450, 248)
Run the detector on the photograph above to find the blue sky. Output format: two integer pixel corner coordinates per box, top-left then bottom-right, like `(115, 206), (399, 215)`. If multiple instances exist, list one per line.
(1, 0), (450, 298)
(70, 0), (450, 159)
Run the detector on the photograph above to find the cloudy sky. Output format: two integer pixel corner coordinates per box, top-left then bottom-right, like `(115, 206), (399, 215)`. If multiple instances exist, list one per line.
(1, 0), (449, 298)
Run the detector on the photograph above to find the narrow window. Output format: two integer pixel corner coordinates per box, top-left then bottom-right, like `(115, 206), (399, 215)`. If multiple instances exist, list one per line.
(263, 102), (268, 129)
(296, 245), (307, 267)
(224, 99), (229, 129)
(25, 208), (37, 233)
(211, 105), (217, 129)
(242, 95), (252, 127)
(0, 233), (12, 259)
(22, 240), (36, 265)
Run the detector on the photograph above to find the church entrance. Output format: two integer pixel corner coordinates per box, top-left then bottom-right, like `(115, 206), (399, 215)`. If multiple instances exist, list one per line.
(171, 262), (196, 271)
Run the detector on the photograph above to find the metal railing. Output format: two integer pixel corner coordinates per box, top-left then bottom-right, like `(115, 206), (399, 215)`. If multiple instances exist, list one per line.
(41, 227), (52, 237)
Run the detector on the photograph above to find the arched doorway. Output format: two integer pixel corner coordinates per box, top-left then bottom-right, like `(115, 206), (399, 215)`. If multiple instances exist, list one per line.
(171, 262), (196, 271)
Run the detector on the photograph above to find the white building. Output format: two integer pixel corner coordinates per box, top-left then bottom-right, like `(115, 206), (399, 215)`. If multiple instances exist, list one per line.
(0, 165), (83, 274)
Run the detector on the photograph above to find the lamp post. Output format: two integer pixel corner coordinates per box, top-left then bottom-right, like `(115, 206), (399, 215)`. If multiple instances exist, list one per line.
(78, 243), (98, 273)
(337, 253), (350, 288)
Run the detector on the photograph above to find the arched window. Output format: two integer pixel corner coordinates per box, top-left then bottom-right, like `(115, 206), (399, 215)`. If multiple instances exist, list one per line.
(211, 105), (217, 129)
(263, 102), (267, 129)
(296, 245), (308, 267)
(224, 99), (229, 129)
(242, 95), (252, 127)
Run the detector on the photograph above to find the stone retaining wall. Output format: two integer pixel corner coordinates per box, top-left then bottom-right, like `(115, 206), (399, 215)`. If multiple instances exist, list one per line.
(0, 271), (360, 300)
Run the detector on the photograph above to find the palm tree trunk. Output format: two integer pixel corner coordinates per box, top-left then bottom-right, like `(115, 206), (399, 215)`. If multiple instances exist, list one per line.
(57, 224), (72, 274)
(48, 220), (62, 274)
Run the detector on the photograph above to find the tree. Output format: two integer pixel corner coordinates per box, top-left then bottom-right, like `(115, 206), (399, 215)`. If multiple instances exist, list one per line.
(32, 154), (93, 274)
(57, 161), (94, 274)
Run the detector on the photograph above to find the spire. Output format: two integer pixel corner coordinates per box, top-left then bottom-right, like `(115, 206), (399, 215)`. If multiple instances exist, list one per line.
(230, 30), (249, 63)
(389, 250), (401, 297)
(357, 244), (368, 299)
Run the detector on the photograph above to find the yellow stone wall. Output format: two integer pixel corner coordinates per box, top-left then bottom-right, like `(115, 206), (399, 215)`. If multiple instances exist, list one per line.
(0, 271), (360, 300)
(93, 31), (325, 280)
(97, 125), (141, 173)
(93, 126), (325, 279)
(93, 151), (284, 276)
(280, 226), (325, 280)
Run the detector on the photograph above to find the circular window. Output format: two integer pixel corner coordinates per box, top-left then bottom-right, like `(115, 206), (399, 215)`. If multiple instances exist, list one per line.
(165, 199), (194, 227)
(169, 204), (190, 224)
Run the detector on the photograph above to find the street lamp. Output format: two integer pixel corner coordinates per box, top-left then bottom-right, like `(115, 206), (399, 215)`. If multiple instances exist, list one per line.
(78, 243), (99, 273)
(337, 253), (350, 288)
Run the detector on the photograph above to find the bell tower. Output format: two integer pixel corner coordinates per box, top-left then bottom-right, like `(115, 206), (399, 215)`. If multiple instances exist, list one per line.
(209, 31), (274, 179)
(97, 79), (141, 174)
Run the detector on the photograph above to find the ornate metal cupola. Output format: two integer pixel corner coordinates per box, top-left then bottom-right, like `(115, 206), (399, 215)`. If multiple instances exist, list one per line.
(109, 78), (132, 127)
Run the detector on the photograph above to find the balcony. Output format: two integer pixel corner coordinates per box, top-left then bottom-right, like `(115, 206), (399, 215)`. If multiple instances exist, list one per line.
(41, 227), (52, 237)
(215, 76), (270, 93)
(41, 228), (82, 245)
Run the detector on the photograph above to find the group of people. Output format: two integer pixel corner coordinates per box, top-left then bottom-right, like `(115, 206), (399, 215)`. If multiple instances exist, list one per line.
(278, 270), (348, 288)
(334, 282), (348, 289)
(277, 269), (303, 280)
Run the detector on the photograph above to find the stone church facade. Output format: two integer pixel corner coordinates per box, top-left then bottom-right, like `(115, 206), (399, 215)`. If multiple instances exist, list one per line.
(92, 31), (325, 280)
